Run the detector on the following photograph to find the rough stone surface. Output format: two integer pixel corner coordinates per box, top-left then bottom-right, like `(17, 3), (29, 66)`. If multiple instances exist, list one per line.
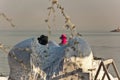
(8, 36), (93, 80)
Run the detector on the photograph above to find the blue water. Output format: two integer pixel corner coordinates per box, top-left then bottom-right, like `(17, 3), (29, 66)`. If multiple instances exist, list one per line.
(0, 30), (120, 76)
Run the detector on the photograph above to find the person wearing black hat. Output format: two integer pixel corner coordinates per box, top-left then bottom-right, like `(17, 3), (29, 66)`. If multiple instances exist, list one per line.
(37, 35), (48, 45)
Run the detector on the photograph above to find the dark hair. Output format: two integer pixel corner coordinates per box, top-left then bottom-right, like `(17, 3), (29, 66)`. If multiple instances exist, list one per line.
(37, 35), (48, 45)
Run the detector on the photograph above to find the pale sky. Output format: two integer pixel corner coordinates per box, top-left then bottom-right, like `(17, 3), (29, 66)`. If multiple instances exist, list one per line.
(0, 0), (120, 32)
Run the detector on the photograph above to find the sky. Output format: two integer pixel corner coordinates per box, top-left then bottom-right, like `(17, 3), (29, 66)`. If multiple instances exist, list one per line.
(0, 0), (120, 32)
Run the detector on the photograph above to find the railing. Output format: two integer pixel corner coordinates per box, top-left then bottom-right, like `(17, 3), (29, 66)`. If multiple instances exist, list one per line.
(94, 59), (120, 80)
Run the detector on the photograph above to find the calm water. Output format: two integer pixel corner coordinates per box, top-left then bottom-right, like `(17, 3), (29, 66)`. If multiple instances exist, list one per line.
(0, 30), (120, 76)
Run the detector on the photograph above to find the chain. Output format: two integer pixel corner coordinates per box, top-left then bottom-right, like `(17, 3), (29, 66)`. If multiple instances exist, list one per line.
(45, 0), (77, 37)
(0, 13), (15, 27)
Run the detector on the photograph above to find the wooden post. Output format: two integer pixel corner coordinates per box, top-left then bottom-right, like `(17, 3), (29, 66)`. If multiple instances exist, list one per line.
(94, 59), (120, 80)
(94, 62), (102, 80)
(101, 64), (110, 80)
(101, 62), (111, 80)
(112, 61), (120, 80)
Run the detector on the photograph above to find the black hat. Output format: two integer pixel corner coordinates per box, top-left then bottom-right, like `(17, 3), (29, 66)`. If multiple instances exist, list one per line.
(38, 35), (48, 45)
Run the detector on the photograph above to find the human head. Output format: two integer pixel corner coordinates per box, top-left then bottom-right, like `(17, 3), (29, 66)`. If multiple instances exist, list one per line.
(60, 34), (67, 39)
(38, 35), (48, 45)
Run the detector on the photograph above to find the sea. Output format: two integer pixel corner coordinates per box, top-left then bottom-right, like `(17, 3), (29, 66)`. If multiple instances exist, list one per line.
(0, 30), (120, 76)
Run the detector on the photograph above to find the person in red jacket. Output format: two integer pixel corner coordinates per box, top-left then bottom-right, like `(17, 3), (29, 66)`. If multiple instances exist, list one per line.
(59, 34), (67, 45)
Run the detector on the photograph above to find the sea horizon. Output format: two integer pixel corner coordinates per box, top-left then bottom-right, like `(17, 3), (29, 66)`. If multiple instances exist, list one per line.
(0, 30), (120, 76)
